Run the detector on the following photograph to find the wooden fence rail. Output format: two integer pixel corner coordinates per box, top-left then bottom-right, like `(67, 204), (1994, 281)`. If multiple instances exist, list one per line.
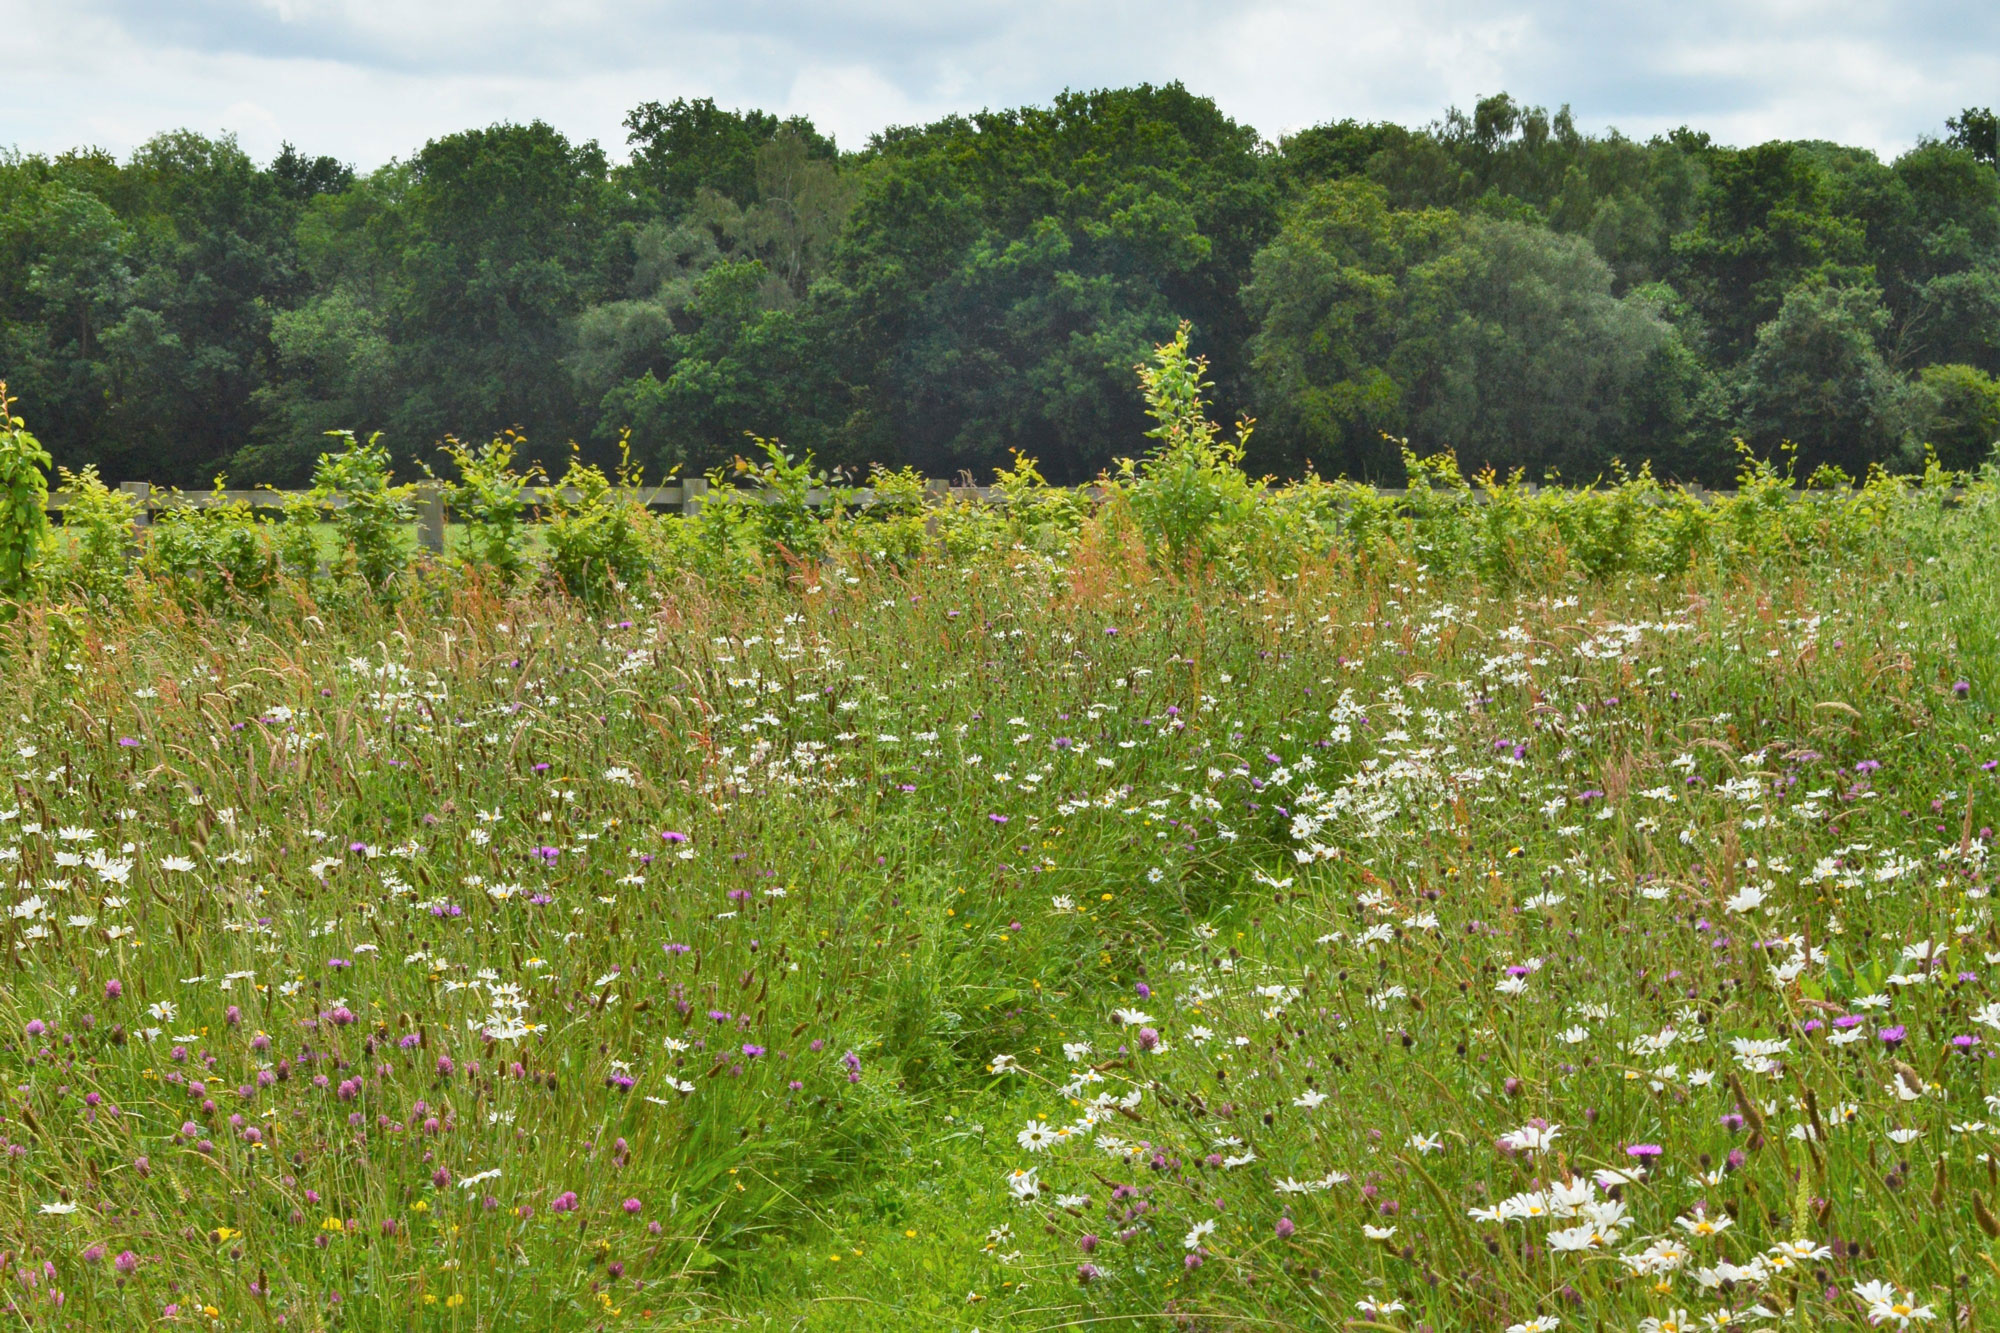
(42, 478), (1963, 556)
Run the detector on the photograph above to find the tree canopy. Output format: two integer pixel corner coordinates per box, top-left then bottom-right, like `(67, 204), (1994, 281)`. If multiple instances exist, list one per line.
(5, 88), (2000, 488)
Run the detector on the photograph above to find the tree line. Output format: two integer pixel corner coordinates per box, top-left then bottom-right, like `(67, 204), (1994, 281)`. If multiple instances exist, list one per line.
(6, 86), (2000, 489)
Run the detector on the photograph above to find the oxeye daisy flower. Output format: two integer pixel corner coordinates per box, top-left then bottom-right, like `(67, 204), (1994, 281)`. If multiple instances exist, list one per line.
(1016, 1120), (1059, 1152)
(1674, 1206), (1732, 1238)
(1855, 1280), (1936, 1327)
(1766, 1237), (1831, 1266)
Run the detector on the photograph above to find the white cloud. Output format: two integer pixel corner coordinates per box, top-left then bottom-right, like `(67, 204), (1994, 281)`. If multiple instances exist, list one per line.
(1, 0), (1995, 167)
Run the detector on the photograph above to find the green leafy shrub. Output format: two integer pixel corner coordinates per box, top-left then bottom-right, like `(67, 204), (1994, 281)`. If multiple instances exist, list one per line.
(313, 431), (413, 599)
(730, 436), (850, 562)
(274, 493), (323, 589)
(1544, 464), (1660, 581)
(1394, 446), (1479, 573)
(651, 470), (768, 588)
(1469, 467), (1547, 587)
(1119, 322), (1263, 579)
(545, 442), (652, 602)
(0, 384), (52, 614)
(51, 466), (135, 603)
(143, 483), (279, 610)
(848, 464), (933, 568)
(991, 452), (1091, 554)
(442, 431), (541, 587)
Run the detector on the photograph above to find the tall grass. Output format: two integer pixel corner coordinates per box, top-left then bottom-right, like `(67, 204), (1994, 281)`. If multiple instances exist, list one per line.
(4, 346), (2000, 1328)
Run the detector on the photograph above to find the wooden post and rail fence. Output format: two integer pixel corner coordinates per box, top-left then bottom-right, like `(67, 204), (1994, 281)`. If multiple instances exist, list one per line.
(46, 477), (1951, 558)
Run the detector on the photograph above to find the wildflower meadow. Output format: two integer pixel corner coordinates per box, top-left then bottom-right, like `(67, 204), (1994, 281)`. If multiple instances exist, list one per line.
(4, 335), (2000, 1330)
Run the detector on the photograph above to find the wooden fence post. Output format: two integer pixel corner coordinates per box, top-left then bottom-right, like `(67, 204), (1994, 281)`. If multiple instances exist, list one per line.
(120, 482), (151, 558)
(682, 477), (707, 517)
(416, 483), (446, 556)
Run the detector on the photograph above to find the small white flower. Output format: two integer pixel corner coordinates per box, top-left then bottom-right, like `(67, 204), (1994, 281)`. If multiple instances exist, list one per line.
(1016, 1120), (1059, 1152)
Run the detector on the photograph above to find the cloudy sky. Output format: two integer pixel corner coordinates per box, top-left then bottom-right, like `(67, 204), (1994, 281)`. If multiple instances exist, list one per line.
(4, 1), (1996, 167)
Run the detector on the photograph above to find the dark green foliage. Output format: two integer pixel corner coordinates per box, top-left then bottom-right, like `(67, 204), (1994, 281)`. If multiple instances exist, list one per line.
(8, 90), (2000, 493)
(1245, 184), (1701, 478)
(1908, 362), (2000, 470)
(385, 122), (622, 460)
(1734, 283), (1909, 475)
(621, 98), (835, 215)
(1949, 107), (2000, 166)
(828, 83), (1276, 482)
